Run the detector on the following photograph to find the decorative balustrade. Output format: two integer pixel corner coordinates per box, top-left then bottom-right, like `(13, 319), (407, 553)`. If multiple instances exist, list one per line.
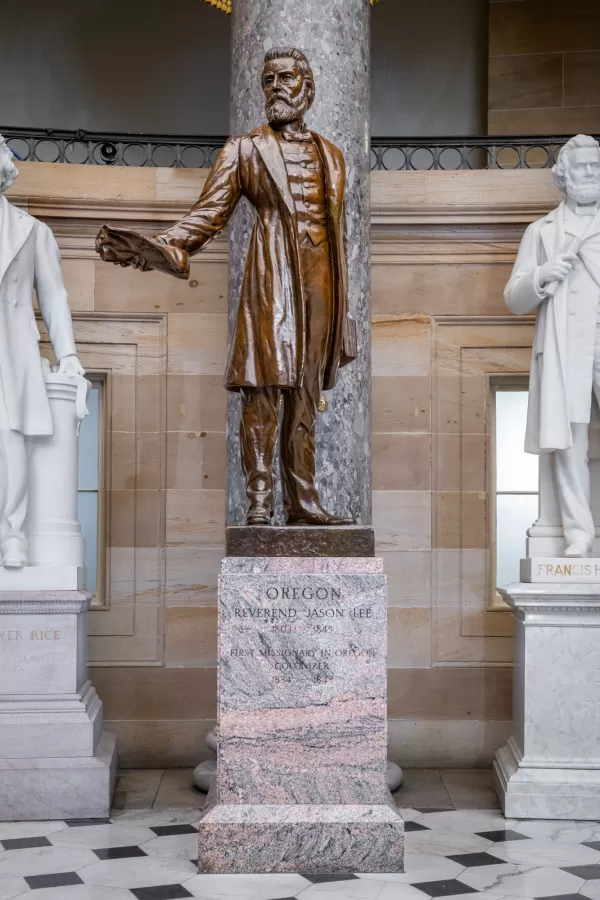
(3, 127), (596, 171)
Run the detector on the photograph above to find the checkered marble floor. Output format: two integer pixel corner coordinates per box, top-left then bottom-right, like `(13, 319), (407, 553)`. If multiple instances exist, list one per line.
(4, 806), (600, 900)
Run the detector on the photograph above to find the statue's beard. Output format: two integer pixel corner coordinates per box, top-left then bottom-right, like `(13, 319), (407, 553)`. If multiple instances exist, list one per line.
(266, 91), (310, 127)
(566, 176), (600, 206)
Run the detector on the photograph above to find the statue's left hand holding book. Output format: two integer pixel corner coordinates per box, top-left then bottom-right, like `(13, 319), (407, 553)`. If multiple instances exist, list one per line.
(95, 225), (190, 280)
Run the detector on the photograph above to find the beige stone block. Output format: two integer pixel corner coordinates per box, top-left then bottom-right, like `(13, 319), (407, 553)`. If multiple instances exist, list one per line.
(136, 490), (164, 549)
(113, 770), (163, 809)
(166, 374), (227, 432)
(387, 665), (512, 721)
(110, 432), (136, 491)
(372, 316), (430, 377)
(95, 259), (228, 315)
(110, 376), (137, 434)
(137, 376), (164, 434)
(8, 160), (159, 206)
(88, 599), (134, 638)
(93, 547), (162, 618)
(166, 431), (226, 490)
(387, 608), (432, 667)
(491, 0), (600, 56)
(104, 719), (217, 768)
(167, 431), (204, 490)
(435, 375), (487, 436)
(61, 258), (95, 311)
(440, 768), (501, 809)
(434, 605), (514, 664)
(166, 489), (225, 546)
(379, 550), (431, 608)
(373, 490), (431, 551)
(165, 607), (218, 666)
(489, 53), (563, 110)
(156, 167), (209, 205)
(110, 490), (135, 548)
(154, 769), (206, 809)
(110, 431), (163, 491)
(167, 314), (228, 375)
(372, 376), (430, 433)
(165, 546), (223, 607)
(137, 432), (164, 491)
(434, 491), (487, 550)
(489, 105), (600, 136)
(373, 264), (511, 317)
(88, 599), (163, 664)
(564, 50), (600, 107)
(434, 434), (487, 492)
(388, 719), (513, 768)
(373, 433), (431, 490)
(90, 666), (218, 720)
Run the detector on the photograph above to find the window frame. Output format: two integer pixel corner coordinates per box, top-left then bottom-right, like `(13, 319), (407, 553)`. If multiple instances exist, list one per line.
(79, 372), (107, 608)
(489, 374), (538, 610)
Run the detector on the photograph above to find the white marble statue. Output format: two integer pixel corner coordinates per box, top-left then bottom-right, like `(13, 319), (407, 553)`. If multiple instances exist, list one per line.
(0, 135), (85, 568)
(506, 134), (600, 559)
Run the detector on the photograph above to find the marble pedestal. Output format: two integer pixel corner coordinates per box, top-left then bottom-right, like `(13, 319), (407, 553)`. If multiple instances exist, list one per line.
(197, 557), (404, 874)
(0, 592), (117, 820)
(494, 582), (600, 819)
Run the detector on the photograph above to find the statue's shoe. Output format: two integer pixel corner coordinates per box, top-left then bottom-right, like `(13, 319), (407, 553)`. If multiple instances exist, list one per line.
(287, 510), (356, 527)
(2, 536), (27, 568)
(565, 541), (593, 558)
(245, 505), (272, 526)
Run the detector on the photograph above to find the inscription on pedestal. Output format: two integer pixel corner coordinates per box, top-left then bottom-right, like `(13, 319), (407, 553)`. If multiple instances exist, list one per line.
(521, 558), (600, 583)
(219, 559), (388, 806)
(0, 614), (77, 694)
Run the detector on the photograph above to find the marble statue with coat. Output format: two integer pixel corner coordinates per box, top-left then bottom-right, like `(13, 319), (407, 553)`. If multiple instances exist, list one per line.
(505, 134), (600, 558)
(0, 134), (85, 568)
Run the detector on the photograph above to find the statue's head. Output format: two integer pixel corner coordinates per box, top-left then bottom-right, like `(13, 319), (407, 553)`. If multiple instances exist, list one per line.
(0, 135), (18, 194)
(262, 47), (315, 127)
(553, 134), (600, 206)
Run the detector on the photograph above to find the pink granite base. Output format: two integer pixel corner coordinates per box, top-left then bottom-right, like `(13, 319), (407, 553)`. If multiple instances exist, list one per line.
(197, 796), (404, 874)
(201, 556), (404, 874)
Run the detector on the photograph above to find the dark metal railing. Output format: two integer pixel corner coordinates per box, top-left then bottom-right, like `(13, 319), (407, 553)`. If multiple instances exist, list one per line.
(3, 127), (596, 171)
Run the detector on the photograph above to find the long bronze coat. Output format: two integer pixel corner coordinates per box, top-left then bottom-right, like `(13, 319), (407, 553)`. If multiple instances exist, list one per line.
(157, 124), (349, 391)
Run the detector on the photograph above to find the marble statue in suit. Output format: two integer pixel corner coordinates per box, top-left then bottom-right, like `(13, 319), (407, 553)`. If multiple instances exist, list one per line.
(506, 134), (600, 558)
(0, 135), (84, 567)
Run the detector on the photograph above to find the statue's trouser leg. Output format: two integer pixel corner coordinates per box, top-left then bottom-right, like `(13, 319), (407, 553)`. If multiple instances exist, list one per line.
(0, 385), (27, 550)
(239, 387), (280, 516)
(554, 423), (595, 548)
(280, 238), (333, 517)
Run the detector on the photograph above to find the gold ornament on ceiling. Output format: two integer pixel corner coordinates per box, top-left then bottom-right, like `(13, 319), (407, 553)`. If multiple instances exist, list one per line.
(203, 0), (379, 12)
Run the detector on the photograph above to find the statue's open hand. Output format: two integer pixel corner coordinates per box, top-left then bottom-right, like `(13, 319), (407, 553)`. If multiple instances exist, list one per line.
(58, 355), (86, 378)
(539, 253), (578, 287)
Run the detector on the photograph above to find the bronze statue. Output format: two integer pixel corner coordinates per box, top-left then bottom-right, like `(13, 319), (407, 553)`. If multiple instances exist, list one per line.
(96, 47), (356, 527)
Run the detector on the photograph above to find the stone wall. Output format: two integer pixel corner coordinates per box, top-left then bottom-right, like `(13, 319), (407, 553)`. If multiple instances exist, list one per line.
(489, 0), (600, 135)
(7, 161), (562, 767)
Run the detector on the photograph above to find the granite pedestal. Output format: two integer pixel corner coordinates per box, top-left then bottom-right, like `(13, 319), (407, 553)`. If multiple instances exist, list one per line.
(0, 592), (117, 820)
(197, 557), (404, 874)
(494, 582), (600, 819)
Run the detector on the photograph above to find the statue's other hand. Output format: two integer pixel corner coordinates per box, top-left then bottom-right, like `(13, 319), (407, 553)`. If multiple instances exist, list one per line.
(58, 355), (86, 378)
(539, 253), (578, 287)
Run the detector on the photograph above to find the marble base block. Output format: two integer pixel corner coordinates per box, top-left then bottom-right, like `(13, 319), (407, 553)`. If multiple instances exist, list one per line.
(198, 557), (404, 873)
(494, 583), (600, 819)
(0, 566), (85, 591)
(198, 797), (404, 874)
(0, 732), (117, 821)
(0, 592), (116, 819)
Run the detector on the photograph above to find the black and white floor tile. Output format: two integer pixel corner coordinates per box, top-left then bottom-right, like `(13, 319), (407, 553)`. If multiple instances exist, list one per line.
(4, 807), (600, 900)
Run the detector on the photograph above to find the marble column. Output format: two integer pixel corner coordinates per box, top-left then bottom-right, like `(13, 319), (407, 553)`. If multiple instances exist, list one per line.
(226, 0), (372, 526)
